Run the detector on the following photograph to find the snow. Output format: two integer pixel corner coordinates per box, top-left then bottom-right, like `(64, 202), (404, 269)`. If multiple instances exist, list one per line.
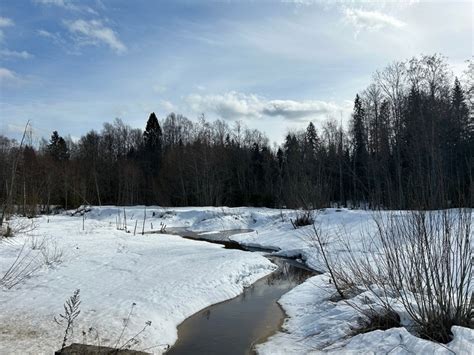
(0, 209), (275, 354)
(228, 208), (474, 355)
(1, 206), (472, 354)
(256, 274), (473, 354)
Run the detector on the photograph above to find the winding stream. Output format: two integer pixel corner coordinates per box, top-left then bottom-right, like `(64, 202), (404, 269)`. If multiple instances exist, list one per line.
(163, 228), (316, 355)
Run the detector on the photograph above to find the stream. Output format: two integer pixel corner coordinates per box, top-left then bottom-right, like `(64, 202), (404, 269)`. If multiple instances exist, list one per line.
(162, 228), (316, 355)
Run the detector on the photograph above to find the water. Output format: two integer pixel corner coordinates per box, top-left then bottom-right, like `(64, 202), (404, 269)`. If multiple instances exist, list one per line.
(162, 228), (276, 252)
(164, 229), (316, 355)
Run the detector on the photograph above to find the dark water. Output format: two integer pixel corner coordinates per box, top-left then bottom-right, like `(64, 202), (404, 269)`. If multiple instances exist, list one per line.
(164, 228), (316, 355)
(163, 227), (276, 252)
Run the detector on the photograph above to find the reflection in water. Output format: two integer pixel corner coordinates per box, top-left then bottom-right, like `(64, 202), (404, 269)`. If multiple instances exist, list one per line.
(166, 250), (316, 355)
(265, 259), (313, 286)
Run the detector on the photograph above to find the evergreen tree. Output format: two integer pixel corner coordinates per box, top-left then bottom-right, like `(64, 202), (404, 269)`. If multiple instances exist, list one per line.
(447, 78), (472, 204)
(304, 122), (320, 157)
(350, 94), (368, 203)
(450, 78), (470, 144)
(141, 112), (164, 201)
(47, 131), (69, 161)
(143, 112), (163, 153)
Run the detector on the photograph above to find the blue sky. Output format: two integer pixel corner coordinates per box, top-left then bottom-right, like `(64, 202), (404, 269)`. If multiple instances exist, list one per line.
(0, 0), (472, 144)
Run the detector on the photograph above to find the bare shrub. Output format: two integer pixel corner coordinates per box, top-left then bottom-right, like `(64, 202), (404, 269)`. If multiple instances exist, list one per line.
(1, 225), (62, 289)
(1, 219), (36, 239)
(336, 209), (472, 343)
(291, 210), (314, 229)
(30, 235), (47, 250)
(41, 240), (64, 267)
(308, 208), (472, 342)
(371, 209), (472, 343)
(0, 240), (42, 289)
(308, 222), (348, 299)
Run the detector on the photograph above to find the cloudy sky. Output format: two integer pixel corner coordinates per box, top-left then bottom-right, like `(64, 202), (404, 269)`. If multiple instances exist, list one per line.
(0, 0), (471, 144)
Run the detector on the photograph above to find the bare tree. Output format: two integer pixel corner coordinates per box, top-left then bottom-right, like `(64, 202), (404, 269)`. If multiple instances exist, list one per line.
(1, 121), (30, 229)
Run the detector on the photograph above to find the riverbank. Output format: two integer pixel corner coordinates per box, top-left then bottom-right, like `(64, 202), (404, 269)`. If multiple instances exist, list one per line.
(1, 206), (472, 354)
(0, 209), (275, 354)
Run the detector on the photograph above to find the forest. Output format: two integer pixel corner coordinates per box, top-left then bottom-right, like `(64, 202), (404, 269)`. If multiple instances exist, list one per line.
(1, 54), (472, 214)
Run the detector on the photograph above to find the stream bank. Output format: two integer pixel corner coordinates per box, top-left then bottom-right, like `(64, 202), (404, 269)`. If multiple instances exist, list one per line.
(163, 229), (317, 355)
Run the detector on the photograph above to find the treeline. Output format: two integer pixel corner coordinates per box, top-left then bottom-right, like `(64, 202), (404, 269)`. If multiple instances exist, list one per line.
(0, 54), (472, 214)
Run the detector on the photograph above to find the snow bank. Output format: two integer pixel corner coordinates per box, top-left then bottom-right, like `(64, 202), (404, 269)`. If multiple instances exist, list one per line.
(228, 208), (474, 355)
(256, 274), (473, 355)
(2, 206), (472, 354)
(0, 211), (275, 354)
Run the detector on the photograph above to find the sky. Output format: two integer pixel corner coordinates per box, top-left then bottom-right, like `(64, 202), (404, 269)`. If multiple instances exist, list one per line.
(0, 0), (472, 145)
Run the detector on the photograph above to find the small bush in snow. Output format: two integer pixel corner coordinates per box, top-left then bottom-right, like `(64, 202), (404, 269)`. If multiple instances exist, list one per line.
(291, 210), (314, 229)
(41, 241), (64, 267)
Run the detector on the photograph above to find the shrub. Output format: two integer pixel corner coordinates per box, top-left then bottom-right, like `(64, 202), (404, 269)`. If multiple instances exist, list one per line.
(1, 240), (42, 289)
(342, 209), (472, 343)
(291, 210), (314, 229)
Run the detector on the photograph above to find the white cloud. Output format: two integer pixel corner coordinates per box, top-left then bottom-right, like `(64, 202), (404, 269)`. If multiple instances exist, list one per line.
(262, 99), (343, 119)
(38, 29), (54, 38)
(160, 100), (175, 112)
(0, 67), (17, 80)
(344, 8), (406, 33)
(64, 19), (127, 54)
(0, 16), (14, 41)
(37, 29), (63, 43)
(0, 49), (33, 59)
(0, 67), (23, 85)
(186, 91), (347, 122)
(33, 0), (98, 14)
(0, 17), (14, 27)
(34, 0), (69, 6)
(186, 91), (262, 119)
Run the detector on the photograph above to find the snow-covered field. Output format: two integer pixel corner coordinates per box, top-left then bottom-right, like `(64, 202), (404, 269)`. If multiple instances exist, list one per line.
(0, 206), (472, 354)
(0, 207), (275, 354)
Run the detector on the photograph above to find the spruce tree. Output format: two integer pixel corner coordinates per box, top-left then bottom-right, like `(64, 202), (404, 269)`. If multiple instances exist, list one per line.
(141, 113), (163, 199)
(143, 112), (163, 153)
(351, 94), (368, 203)
(47, 131), (69, 161)
(451, 78), (470, 143)
(304, 122), (319, 156)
